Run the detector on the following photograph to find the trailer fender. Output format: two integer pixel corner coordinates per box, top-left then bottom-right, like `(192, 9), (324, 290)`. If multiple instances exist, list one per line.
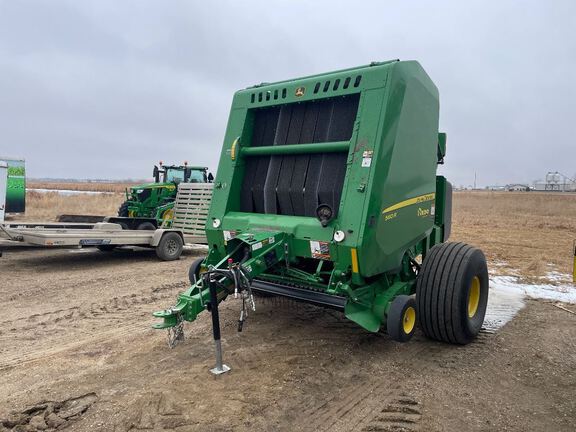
(150, 228), (181, 247)
(150, 229), (184, 247)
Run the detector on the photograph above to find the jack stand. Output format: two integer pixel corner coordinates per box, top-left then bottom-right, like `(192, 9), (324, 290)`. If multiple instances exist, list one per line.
(208, 275), (230, 375)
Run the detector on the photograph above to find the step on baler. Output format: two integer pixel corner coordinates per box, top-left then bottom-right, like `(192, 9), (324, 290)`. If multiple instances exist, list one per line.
(154, 60), (489, 373)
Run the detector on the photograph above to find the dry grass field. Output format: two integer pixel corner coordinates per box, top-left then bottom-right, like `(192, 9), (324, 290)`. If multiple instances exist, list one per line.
(27, 181), (138, 193)
(20, 191), (124, 221)
(451, 191), (576, 283)
(16, 186), (576, 283)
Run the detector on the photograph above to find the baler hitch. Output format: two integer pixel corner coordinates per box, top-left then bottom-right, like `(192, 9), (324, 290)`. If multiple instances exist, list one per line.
(153, 231), (287, 373)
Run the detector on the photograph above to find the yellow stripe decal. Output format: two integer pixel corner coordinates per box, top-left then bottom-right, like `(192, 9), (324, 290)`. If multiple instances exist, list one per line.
(382, 193), (436, 214)
(351, 248), (359, 273)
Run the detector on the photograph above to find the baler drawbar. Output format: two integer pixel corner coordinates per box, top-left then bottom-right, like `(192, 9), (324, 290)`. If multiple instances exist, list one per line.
(153, 60), (489, 373)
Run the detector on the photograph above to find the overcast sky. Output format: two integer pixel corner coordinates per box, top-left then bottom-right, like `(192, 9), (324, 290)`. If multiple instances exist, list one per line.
(0, 1), (575, 187)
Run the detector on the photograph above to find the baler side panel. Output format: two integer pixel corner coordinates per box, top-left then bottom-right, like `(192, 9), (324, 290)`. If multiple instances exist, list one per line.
(361, 62), (440, 276)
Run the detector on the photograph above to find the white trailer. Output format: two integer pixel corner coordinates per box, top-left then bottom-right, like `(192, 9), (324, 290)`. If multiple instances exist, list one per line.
(0, 183), (212, 261)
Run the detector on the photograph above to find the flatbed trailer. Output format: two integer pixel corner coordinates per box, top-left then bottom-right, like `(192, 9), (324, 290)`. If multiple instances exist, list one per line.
(0, 183), (212, 261)
(3, 221), (96, 229)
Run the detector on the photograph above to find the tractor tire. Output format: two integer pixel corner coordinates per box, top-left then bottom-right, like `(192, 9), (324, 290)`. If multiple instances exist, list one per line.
(188, 257), (206, 285)
(156, 232), (183, 261)
(416, 242), (489, 345)
(137, 222), (156, 230)
(387, 295), (417, 342)
(118, 201), (129, 217)
(97, 245), (116, 252)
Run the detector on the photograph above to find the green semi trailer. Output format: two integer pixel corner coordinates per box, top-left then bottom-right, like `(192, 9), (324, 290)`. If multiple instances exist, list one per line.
(154, 61), (489, 372)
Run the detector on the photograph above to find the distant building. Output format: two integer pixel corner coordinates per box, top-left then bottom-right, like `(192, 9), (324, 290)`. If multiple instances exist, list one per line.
(533, 171), (576, 192)
(505, 184), (530, 192)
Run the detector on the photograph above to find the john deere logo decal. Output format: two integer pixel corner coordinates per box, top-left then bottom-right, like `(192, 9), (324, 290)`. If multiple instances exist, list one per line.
(295, 87), (305, 97)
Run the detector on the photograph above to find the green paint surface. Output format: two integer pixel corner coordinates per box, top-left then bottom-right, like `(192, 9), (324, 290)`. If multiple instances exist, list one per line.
(3, 159), (25, 213)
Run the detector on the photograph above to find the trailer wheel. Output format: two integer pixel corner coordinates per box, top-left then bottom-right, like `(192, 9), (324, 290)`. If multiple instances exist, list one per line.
(188, 257), (206, 284)
(387, 295), (417, 342)
(156, 232), (183, 261)
(137, 222), (156, 230)
(416, 242), (488, 345)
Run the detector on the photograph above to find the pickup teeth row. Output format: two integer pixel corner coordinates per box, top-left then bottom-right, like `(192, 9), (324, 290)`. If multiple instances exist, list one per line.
(249, 75), (362, 104)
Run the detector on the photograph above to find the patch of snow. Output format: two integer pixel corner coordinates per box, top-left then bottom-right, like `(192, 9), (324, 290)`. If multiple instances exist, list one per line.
(491, 275), (576, 304)
(484, 284), (525, 331)
(483, 274), (576, 331)
(540, 271), (572, 284)
(27, 188), (114, 196)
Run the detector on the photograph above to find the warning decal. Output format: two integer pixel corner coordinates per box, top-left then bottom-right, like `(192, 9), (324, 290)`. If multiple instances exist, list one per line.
(310, 240), (331, 259)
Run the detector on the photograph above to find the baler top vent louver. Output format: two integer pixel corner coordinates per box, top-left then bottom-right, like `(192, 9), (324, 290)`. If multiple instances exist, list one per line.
(250, 75), (362, 104)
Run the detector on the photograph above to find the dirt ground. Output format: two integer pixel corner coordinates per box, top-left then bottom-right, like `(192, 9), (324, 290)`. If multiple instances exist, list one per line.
(1, 248), (575, 432)
(1, 191), (576, 431)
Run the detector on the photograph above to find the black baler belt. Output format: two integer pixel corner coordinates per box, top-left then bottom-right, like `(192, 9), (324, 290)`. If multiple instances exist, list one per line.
(263, 104), (292, 214)
(241, 94), (359, 216)
(248, 108), (280, 213)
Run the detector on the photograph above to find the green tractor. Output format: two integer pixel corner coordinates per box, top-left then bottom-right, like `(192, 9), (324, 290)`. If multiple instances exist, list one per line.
(110, 163), (213, 230)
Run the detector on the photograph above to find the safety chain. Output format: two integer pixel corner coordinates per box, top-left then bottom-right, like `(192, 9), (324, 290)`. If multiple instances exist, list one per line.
(167, 310), (184, 348)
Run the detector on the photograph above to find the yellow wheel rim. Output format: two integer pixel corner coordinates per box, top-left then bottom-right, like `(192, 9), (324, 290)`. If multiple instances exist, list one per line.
(468, 276), (481, 318)
(162, 208), (174, 221)
(402, 306), (416, 334)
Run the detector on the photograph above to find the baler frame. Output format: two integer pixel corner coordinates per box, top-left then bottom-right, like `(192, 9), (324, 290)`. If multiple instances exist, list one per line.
(153, 60), (488, 373)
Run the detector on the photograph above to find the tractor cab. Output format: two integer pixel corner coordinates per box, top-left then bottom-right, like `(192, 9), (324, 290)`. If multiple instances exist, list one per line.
(153, 163), (213, 185)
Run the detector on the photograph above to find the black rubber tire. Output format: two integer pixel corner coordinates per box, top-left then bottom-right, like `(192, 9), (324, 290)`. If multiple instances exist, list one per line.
(387, 295), (417, 343)
(97, 245), (116, 252)
(155, 232), (183, 261)
(118, 201), (129, 217)
(416, 242), (489, 345)
(188, 257), (206, 285)
(118, 222), (129, 230)
(137, 221), (156, 230)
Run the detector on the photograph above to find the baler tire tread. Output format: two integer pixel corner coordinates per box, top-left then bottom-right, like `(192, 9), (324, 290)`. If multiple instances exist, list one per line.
(443, 245), (474, 343)
(434, 242), (468, 342)
(188, 257), (206, 285)
(420, 242), (451, 341)
(387, 295), (417, 343)
(417, 242), (488, 345)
